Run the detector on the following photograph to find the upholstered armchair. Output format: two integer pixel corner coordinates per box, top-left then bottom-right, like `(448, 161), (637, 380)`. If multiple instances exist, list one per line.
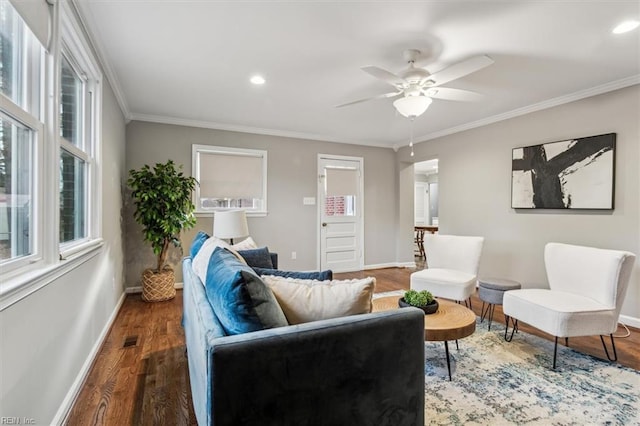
(410, 234), (485, 307)
(503, 242), (636, 369)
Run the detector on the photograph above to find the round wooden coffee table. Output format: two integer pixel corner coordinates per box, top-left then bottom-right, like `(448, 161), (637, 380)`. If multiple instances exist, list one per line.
(373, 296), (476, 380)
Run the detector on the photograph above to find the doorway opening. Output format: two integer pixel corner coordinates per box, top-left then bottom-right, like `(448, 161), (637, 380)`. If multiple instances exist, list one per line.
(414, 159), (439, 227)
(414, 159), (438, 268)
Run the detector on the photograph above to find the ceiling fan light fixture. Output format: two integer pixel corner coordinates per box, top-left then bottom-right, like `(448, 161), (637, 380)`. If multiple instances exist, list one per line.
(612, 20), (639, 34)
(250, 75), (266, 85)
(393, 95), (432, 118)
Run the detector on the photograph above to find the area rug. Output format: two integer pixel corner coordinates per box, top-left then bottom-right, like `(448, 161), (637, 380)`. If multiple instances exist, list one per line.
(373, 292), (639, 425)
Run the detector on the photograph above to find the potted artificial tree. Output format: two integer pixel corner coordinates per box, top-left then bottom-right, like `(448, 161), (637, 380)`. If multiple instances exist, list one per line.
(128, 160), (197, 302)
(399, 289), (439, 314)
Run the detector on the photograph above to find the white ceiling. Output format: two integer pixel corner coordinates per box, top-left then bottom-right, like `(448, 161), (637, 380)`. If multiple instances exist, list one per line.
(77, 1), (640, 150)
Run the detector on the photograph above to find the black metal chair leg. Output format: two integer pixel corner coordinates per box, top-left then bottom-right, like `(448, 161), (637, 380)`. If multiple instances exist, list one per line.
(600, 334), (618, 362)
(553, 336), (559, 369)
(565, 337), (569, 347)
(488, 304), (495, 331)
(480, 302), (488, 323)
(504, 316), (517, 342)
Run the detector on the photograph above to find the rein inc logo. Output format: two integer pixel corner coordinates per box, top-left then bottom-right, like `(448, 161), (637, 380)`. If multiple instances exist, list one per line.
(0, 418), (35, 425)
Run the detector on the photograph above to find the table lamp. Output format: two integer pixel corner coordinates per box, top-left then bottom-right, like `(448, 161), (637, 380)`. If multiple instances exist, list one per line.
(213, 210), (249, 244)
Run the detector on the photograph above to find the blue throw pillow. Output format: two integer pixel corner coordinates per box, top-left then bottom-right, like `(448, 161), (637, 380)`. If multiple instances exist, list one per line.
(237, 247), (274, 269)
(252, 268), (333, 281)
(204, 247), (288, 335)
(189, 231), (210, 258)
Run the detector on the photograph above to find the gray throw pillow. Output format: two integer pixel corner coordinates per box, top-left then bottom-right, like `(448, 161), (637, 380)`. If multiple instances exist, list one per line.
(237, 247), (274, 269)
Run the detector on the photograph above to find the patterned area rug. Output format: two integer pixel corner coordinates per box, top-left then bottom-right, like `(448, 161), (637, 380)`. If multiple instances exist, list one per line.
(373, 292), (640, 425)
(425, 324), (639, 425)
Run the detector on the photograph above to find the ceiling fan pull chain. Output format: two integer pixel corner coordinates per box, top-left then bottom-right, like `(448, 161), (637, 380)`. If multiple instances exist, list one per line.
(409, 117), (415, 157)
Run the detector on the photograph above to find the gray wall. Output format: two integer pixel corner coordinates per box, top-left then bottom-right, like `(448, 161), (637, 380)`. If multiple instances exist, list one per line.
(397, 85), (640, 322)
(124, 121), (398, 288)
(0, 80), (127, 424)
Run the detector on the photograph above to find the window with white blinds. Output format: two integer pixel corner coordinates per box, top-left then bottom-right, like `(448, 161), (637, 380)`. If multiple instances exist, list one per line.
(192, 144), (267, 215)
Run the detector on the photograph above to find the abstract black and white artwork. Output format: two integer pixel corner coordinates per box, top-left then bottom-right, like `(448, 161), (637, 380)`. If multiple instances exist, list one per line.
(511, 133), (615, 209)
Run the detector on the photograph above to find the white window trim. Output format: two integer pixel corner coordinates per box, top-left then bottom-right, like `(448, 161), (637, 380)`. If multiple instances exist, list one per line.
(0, 239), (103, 311)
(57, 0), (102, 258)
(192, 144), (268, 217)
(0, 0), (104, 304)
(0, 100), (45, 275)
(0, 8), (45, 275)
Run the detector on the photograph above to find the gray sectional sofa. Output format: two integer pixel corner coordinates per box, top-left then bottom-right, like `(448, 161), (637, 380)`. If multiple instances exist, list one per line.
(182, 255), (426, 425)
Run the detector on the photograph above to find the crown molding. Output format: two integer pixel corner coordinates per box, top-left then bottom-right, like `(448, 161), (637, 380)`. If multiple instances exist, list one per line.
(129, 113), (392, 148)
(71, 0), (132, 121)
(395, 75), (640, 150)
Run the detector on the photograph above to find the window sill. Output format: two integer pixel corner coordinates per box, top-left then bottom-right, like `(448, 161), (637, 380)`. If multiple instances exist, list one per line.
(0, 239), (104, 311)
(195, 210), (268, 218)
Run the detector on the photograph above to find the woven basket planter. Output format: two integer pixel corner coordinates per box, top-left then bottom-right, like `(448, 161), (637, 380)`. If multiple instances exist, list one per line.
(142, 268), (176, 302)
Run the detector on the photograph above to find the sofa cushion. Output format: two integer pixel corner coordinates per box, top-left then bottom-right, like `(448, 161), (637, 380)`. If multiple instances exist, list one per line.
(254, 268), (333, 281)
(231, 236), (258, 251)
(192, 237), (246, 286)
(262, 276), (375, 325)
(237, 247), (274, 269)
(204, 247), (288, 335)
(189, 231), (210, 258)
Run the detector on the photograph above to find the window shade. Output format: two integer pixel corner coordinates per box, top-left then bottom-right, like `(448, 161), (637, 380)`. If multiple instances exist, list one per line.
(326, 168), (358, 196)
(9, 0), (50, 48)
(199, 152), (263, 198)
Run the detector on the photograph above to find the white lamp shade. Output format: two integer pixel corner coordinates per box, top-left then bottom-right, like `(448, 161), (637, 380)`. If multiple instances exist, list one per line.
(213, 210), (249, 240)
(393, 96), (433, 118)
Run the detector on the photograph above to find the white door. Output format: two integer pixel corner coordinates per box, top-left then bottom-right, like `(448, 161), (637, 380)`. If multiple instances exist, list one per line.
(318, 155), (364, 272)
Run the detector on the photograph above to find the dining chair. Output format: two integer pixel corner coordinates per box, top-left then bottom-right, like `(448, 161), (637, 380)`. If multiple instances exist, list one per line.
(414, 228), (425, 259)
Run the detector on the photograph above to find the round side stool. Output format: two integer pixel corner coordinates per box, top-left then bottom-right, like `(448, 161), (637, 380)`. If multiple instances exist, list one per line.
(478, 278), (521, 331)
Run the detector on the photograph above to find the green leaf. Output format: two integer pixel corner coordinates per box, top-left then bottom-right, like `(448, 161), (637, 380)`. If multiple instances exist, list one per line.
(128, 160), (199, 267)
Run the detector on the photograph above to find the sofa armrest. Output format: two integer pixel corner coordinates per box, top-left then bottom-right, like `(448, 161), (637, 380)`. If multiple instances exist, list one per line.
(269, 251), (278, 269)
(207, 309), (425, 426)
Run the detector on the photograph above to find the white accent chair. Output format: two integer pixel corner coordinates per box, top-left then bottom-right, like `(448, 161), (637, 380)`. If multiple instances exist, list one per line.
(503, 242), (636, 369)
(410, 235), (485, 307)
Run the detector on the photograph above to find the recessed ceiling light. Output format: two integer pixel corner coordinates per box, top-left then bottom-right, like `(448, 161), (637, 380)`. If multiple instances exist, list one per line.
(250, 75), (266, 85)
(612, 20), (640, 34)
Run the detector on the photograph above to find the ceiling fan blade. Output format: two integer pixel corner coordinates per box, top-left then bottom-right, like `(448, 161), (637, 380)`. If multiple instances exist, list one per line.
(361, 66), (406, 87)
(423, 87), (483, 102)
(427, 55), (494, 86)
(335, 91), (402, 108)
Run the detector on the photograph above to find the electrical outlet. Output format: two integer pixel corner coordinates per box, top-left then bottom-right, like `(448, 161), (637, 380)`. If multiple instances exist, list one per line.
(291, 251), (297, 260)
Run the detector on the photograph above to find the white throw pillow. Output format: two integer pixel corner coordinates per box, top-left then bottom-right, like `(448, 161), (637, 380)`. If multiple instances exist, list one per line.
(262, 276), (376, 325)
(192, 237), (246, 285)
(232, 236), (258, 251)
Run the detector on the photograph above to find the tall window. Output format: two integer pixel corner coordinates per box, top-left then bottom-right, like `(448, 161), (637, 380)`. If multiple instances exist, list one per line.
(1, 0), (102, 284)
(192, 145), (267, 215)
(0, 1), (43, 269)
(59, 53), (90, 244)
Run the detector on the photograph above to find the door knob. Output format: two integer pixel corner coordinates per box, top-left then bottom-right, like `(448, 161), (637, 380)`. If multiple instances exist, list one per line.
(322, 222), (327, 227)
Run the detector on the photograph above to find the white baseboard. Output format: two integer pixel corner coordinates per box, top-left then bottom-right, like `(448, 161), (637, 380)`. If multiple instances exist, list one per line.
(619, 314), (640, 329)
(364, 262), (416, 270)
(125, 282), (184, 294)
(52, 291), (127, 425)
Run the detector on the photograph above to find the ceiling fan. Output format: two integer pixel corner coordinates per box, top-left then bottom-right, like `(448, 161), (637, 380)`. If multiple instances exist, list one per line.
(337, 49), (494, 118)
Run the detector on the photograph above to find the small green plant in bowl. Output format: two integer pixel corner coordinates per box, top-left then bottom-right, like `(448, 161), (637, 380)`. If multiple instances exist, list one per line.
(399, 290), (439, 314)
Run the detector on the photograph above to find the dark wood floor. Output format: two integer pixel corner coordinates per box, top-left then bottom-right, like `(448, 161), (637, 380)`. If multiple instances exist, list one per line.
(66, 261), (640, 425)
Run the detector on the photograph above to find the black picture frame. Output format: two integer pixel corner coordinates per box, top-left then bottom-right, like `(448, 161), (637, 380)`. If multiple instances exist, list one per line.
(511, 133), (615, 209)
